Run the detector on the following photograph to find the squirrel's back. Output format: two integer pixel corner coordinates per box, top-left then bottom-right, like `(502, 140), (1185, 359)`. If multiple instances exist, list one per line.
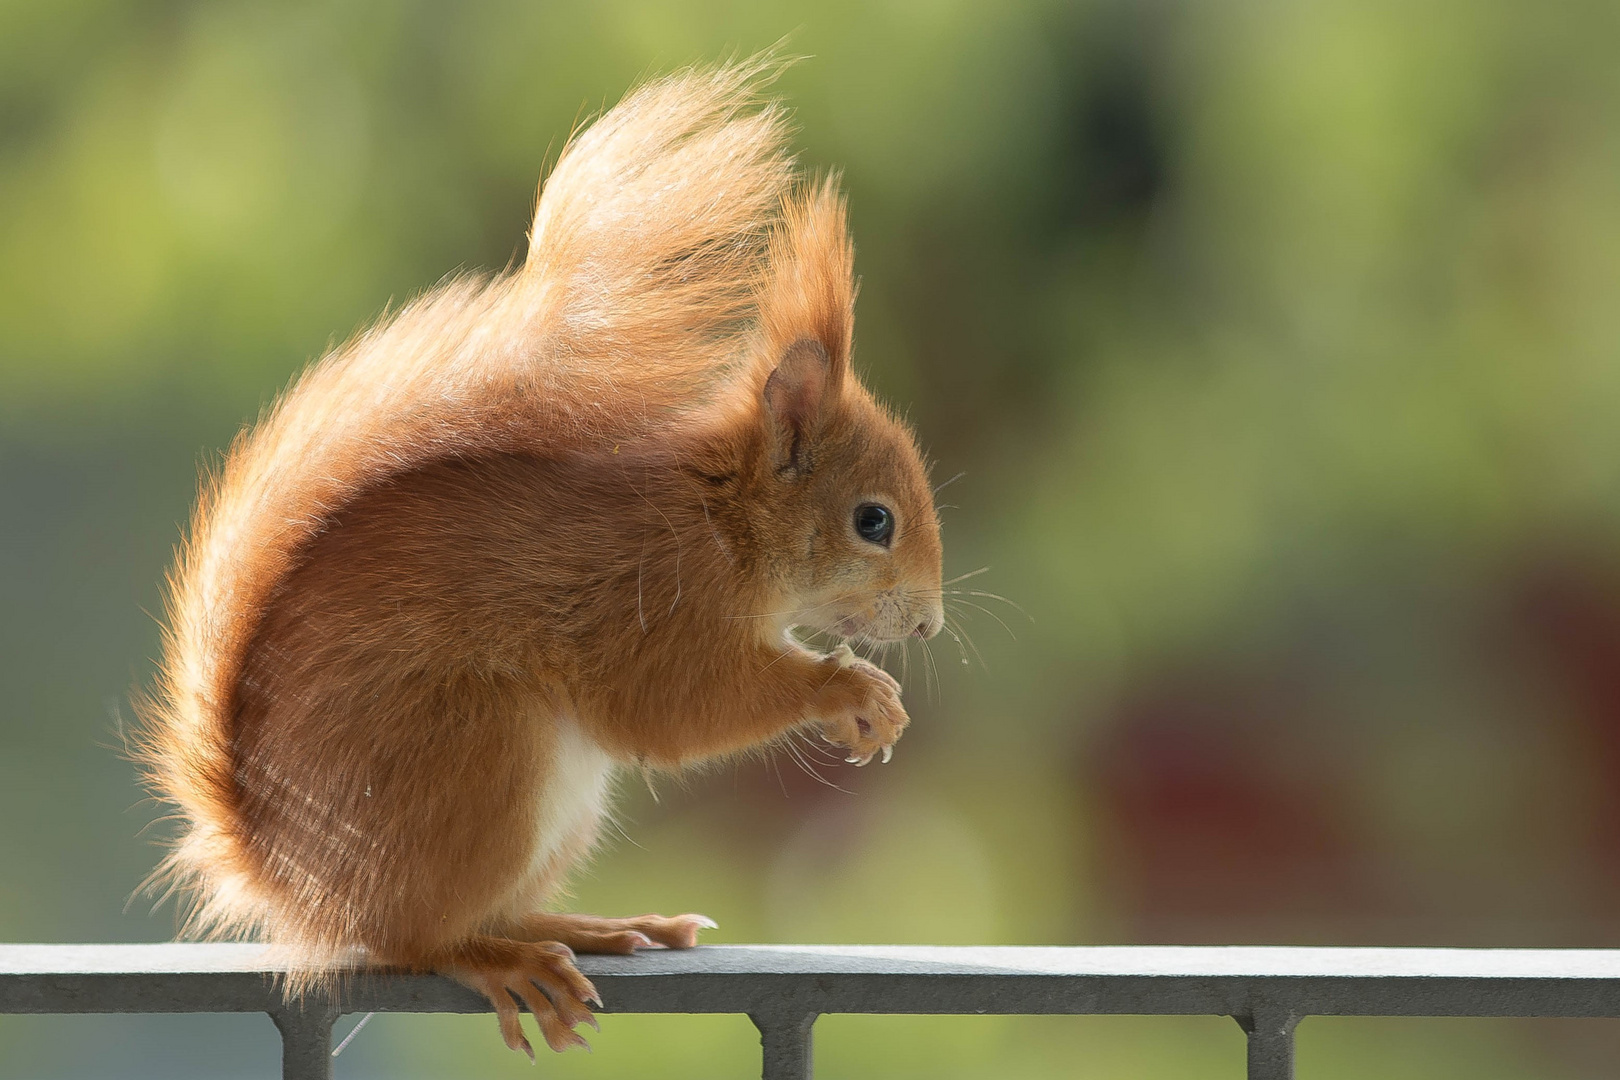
(135, 60), (796, 942)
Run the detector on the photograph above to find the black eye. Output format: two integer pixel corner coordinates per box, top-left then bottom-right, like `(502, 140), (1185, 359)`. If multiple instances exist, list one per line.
(853, 503), (894, 546)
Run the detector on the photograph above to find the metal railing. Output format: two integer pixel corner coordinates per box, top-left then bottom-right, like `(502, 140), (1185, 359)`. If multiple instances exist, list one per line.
(6, 943), (1620, 1079)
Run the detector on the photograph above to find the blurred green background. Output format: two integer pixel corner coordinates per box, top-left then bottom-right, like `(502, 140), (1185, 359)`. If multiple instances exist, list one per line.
(6, 0), (1620, 1076)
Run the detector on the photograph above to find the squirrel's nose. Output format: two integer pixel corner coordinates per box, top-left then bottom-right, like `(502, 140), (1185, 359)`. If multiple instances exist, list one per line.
(913, 617), (939, 639)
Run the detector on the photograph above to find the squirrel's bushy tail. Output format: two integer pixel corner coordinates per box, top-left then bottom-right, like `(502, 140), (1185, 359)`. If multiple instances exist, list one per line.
(524, 57), (794, 392)
(132, 59), (796, 947)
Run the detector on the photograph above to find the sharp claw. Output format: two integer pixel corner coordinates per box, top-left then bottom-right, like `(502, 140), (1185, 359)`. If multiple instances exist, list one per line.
(881, 745), (894, 764)
(845, 754), (861, 764)
(521, 1038), (536, 1064)
(693, 915), (719, 930)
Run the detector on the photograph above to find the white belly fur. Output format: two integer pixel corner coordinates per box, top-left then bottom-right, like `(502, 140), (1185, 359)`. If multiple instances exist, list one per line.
(509, 716), (617, 914)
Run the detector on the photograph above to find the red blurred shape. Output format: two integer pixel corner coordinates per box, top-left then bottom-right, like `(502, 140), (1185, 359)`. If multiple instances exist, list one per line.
(1090, 673), (1375, 942)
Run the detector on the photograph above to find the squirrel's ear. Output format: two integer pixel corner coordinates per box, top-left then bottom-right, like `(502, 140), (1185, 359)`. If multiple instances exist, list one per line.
(763, 338), (830, 476)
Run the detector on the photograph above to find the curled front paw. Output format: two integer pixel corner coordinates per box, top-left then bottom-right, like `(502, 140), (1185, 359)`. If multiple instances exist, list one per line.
(816, 648), (908, 766)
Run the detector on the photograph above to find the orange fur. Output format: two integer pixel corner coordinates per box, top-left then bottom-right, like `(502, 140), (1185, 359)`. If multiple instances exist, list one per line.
(134, 59), (942, 1055)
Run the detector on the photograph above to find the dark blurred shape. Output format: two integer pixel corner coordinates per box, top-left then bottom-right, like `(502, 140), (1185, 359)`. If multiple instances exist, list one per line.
(1513, 556), (1620, 903)
(1045, 5), (1169, 234)
(1090, 669), (1376, 944)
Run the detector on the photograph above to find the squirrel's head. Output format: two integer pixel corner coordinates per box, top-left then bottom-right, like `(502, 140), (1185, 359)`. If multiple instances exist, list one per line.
(728, 180), (942, 645)
(753, 337), (944, 644)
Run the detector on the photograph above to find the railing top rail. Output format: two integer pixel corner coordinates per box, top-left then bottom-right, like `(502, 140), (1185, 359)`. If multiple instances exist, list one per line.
(7, 943), (1620, 1021)
(9, 942), (1620, 980)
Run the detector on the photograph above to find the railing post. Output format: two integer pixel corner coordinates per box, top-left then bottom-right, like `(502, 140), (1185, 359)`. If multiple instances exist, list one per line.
(749, 1009), (817, 1080)
(1235, 1008), (1300, 1080)
(271, 1001), (337, 1080)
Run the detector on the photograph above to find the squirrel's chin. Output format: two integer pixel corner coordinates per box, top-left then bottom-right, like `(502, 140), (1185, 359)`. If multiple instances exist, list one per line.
(828, 614), (879, 641)
(800, 611), (912, 645)
(833, 623), (914, 647)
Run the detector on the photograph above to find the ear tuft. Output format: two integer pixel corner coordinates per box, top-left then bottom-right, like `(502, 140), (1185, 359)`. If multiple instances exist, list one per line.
(756, 177), (855, 391)
(763, 338), (830, 476)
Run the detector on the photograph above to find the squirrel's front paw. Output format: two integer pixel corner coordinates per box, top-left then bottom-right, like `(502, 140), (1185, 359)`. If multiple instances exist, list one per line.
(815, 647), (908, 766)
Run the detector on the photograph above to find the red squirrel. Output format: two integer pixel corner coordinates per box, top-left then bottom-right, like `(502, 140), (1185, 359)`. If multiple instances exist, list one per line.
(135, 60), (943, 1058)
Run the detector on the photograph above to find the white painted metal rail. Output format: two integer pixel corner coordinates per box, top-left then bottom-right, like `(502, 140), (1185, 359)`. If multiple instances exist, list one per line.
(6, 943), (1620, 1079)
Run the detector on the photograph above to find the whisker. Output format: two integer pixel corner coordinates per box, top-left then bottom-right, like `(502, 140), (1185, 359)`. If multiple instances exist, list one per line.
(937, 620), (971, 666)
(944, 612), (989, 670)
(756, 646), (797, 675)
(946, 598), (1019, 641)
(941, 566), (991, 587)
(724, 601), (826, 621)
(767, 748), (789, 798)
(780, 739), (817, 784)
(949, 589), (1032, 622)
(933, 470), (967, 495)
(788, 732), (854, 793)
(919, 633), (942, 701)
(875, 640), (907, 698)
(796, 731), (847, 766)
(606, 814), (647, 852)
(640, 484), (683, 618)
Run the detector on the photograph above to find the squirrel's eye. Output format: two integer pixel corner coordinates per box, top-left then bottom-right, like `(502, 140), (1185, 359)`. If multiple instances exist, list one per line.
(853, 503), (894, 546)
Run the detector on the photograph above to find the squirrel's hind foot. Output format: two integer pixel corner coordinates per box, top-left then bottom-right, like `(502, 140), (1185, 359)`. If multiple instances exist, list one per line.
(514, 910), (718, 953)
(443, 936), (601, 1057)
